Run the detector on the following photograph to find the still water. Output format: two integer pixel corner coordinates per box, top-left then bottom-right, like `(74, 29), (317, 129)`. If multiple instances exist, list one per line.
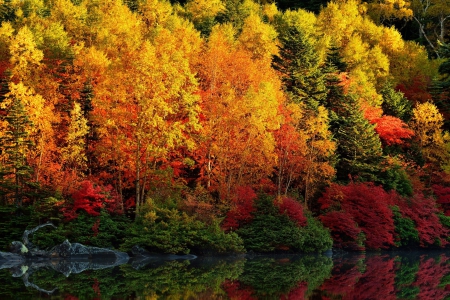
(1, 250), (449, 299)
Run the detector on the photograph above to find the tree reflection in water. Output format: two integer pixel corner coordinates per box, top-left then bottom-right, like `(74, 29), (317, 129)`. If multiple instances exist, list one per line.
(1, 252), (450, 299)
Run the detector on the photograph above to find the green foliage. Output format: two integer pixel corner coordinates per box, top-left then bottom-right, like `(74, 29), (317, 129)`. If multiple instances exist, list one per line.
(378, 164), (413, 197)
(334, 95), (384, 182)
(0, 205), (32, 250)
(237, 194), (332, 253)
(0, 95), (34, 206)
(391, 205), (419, 247)
(272, 25), (327, 109)
(121, 201), (244, 254)
(30, 209), (131, 249)
(381, 83), (412, 122)
(438, 213), (450, 240)
(299, 213), (333, 253)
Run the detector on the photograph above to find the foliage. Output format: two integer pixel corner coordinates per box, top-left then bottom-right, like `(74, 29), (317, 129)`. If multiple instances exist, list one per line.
(319, 182), (396, 250)
(334, 95), (384, 182)
(395, 192), (449, 247)
(121, 201), (244, 254)
(236, 193), (331, 253)
(391, 205), (419, 247)
(432, 184), (450, 216)
(221, 186), (257, 231)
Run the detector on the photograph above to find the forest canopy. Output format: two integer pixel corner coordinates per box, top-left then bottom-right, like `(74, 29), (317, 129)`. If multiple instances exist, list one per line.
(1, 0), (450, 253)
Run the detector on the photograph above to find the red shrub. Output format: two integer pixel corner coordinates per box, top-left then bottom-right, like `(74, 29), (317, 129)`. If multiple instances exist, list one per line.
(370, 116), (414, 146)
(274, 197), (307, 227)
(319, 211), (364, 251)
(394, 192), (449, 247)
(222, 186), (257, 231)
(63, 180), (123, 221)
(318, 183), (396, 250)
(432, 184), (450, 216)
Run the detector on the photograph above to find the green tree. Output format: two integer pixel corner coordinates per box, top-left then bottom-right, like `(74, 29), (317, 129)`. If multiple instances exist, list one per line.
(0, 94), (33, 206)
(272, 26), (327, 109)
(334, 95), (384, 182)
(381, 83), (412, 122)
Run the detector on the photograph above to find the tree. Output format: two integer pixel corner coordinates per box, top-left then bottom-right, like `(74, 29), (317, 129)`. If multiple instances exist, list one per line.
(272, 26), (327, 109)
(194, 24), (281, 200)
(0, 93), (33, 206)
(61, 102), (89, 179)
(410, 101), (450, 166)
(334, 94), (384, 182)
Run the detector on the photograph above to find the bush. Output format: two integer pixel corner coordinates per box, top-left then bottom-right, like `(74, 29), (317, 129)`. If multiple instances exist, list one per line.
(121, 201), (244, 254)
(391, 205), (419, 247)
(236, 194), (331, 253)
(318, 182), (396, 250)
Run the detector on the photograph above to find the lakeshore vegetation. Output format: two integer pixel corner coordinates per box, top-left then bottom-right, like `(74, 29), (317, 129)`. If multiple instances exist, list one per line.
(2, 0), (450, 253)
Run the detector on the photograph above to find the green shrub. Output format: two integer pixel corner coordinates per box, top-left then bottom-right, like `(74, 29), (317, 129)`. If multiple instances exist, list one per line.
(121, 201), (244, 254)
(237, 194), (332, 253)
(391, 205), (419, 247)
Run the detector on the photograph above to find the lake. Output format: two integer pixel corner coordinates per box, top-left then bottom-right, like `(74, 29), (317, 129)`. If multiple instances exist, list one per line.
(1, 250), (449, 299)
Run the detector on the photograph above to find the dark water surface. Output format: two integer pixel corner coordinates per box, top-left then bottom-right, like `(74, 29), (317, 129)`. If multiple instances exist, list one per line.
(1, 250), (450, 299)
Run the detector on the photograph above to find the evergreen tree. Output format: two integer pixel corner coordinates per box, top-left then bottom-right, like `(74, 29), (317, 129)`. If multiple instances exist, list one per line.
(0, 96), (33, 206)
(272, 26), (327, 110)
(381, 83), (412, 122)
(435, 43), (450, 130)
(334, 95), (384, 182)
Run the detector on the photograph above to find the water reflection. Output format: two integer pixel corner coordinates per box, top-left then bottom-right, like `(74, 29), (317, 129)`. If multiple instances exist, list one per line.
(1, 251), (450, 299)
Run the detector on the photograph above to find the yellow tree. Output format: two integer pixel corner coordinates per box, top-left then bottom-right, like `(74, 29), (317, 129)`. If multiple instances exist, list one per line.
(195, 24), (281, 200)
(410, 101), (450, 167)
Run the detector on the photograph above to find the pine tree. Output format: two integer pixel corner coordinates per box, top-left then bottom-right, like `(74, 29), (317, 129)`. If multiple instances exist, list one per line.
(380, 83), (412, 122)
(0, 96), (33, 206)
(335, 95), (384, 182)
(272, 26), (327, 110)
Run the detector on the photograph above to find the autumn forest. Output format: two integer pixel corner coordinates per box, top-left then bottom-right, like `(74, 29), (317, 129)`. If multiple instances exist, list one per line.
(1, 0), (450, 254)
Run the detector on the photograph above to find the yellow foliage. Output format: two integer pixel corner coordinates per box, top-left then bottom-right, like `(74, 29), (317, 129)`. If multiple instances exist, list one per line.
(238, 13), (278, 61)
(9, 26), (43, 80)
(185, 0), (225, 21)
(411, 102), (450, 164)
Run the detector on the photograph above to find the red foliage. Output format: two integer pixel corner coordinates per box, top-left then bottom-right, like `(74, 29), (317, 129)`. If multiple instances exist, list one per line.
(221, 186), (257, 231)
(370, 116), (414, 145)
(280, 282), (308, 300)
(414, 255), (450, 300)
(396, 75), (432, 104)
(63, 180), (123, 221)
(320, 211), (364, 250)
(394, 192), (449, 247)
(318, 183), (396, 250)
(274, 197), (307, 227)
(432, 184), (450, 216)
(222, 280), (256, 300)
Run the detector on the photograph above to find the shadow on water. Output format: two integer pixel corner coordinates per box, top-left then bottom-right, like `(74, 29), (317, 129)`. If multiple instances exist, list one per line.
(2, 250), (450, 299)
